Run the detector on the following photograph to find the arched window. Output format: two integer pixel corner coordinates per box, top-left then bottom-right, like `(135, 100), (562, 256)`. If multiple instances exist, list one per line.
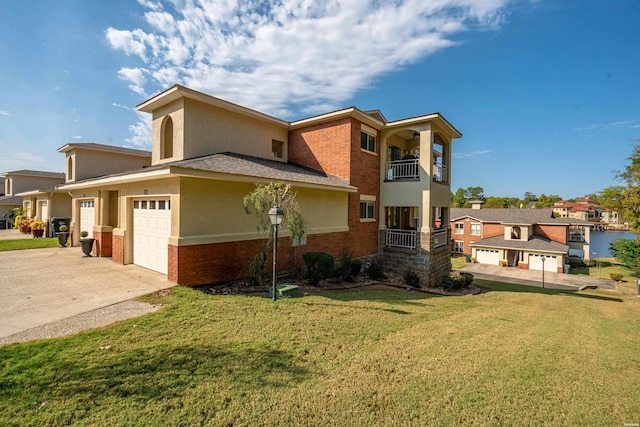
(161, 115), (174, 159)
(511, 226), (521, 240)
(67, 156), (74, 181)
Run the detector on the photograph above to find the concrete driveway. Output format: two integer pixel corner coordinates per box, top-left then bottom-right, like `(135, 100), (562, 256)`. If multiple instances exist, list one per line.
(0, 245), (174, 340)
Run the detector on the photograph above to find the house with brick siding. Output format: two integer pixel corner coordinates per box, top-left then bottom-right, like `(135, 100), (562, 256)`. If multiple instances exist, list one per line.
(59, 84), (461, 287)
(451, 205), (592, 273)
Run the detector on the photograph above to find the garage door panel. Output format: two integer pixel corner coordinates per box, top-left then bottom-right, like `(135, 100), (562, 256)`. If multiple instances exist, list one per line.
(529, 254), (557, 272)
(133, 198), (171, 275)
(476, 249), (500, 265)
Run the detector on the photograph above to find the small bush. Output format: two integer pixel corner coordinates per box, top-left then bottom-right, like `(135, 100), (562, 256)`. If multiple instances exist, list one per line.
(366, 259), (385, 280)
(441, 272), (474, 291)
(610, 273), (623, 282)
(334, 254), (362, 282)
(303, 252), (335, 286)
(569, 259), (586, 269)
(403, 269), (421, 288)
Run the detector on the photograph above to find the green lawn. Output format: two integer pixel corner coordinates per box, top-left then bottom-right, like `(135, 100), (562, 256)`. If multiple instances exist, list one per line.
(1, 281), (639, 426)
(0, 237), (60, 252)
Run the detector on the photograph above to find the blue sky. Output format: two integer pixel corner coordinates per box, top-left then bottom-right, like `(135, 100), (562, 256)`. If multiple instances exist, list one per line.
(1, 0), (638, 199)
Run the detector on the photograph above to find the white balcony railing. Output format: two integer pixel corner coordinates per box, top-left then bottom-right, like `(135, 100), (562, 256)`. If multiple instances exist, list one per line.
(433, 228), (448, 249)
(385, 159), (420, 181)
(433, 164), (447, 183)
(386, 229), (417, 249)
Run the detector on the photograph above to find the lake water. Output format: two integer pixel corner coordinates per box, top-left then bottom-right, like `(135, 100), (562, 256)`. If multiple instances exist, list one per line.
(589, 230), (637, 258)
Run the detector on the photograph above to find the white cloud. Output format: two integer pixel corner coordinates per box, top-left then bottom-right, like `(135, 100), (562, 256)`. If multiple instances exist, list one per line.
(124, 111), (152, 149)
(72, 135), (82, 139)
(453, 150), (492, 159)
(112, 102), (133, 111)
(0, 110), (10, 116)
(107, 0), (512, 139)
(574, 119), (640, 132)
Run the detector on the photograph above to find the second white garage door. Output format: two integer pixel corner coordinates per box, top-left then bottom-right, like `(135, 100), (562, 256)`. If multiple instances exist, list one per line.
(529, 254), (557, 272)
(79, 200), (95, 238)
(476, 248), (500, 265)
(133, 198), (171, 275)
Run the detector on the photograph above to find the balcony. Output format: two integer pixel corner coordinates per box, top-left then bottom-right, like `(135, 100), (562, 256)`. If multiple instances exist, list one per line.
(385, 229), (417, 249)
(385, 159), (419, 181)
(433, 228), (448, 249)
(433, 164), (447, 184)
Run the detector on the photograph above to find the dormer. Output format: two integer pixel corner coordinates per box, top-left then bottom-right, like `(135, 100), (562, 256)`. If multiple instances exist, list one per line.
(57, 143), (151, 183)
(138, 85), (290, 165)
(504, 222), (533, 241)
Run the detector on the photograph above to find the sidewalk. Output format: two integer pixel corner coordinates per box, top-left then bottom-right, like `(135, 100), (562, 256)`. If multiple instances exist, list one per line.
(0, 228), (36, 240)
(457, 263), (615, 291)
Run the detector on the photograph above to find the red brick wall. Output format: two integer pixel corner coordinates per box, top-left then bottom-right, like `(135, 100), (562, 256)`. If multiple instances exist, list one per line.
(289, 118), (380, 259)
(93, 231), (113, 258)
(288, 117), (352, 180)
(170, 231), (350, 286)
(533, 225), (567, 244)
(450, 220), (502, 254)
(112, 234), (124, 265)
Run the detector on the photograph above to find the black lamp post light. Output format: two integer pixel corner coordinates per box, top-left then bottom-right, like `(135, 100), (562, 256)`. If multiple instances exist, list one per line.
(269, 205), (284, 302)
(541, 255), (546, 289)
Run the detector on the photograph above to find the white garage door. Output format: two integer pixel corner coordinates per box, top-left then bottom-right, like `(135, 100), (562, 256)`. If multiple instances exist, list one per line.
(133, 198), (171, 275)
(529, 254), (557, 272)
(476, 249), (500, 265)
(79, 200), (95, 238)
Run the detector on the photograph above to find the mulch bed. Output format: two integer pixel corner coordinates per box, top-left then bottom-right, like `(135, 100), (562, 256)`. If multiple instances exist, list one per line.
(196, 272), (484, 297)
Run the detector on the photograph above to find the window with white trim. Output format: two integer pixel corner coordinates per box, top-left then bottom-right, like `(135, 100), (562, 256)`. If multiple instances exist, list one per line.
(360, 201), (375, 220)
(454, 241), (464, 253)
(470, 223), (481, 236)
(360, 131), (376, 153)
(454, 222), (464, 234)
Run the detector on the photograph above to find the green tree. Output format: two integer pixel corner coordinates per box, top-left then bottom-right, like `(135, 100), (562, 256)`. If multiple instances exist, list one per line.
(523, 192), (537, 203)
(243, 183), (307, 286)
(534, 194), (562, 208)
(610, 238), (640, 277)
(484, 197), (511, 208)
(464, 186), (485, 201)
(615, 140), (640, 233)
(451, 188), (467, 208)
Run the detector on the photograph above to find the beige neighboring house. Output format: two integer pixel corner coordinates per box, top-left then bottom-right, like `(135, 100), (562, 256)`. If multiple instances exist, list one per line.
(59, 84), (461, 287)
(15, 144), (151, 236)
(0, 170), (65, 228)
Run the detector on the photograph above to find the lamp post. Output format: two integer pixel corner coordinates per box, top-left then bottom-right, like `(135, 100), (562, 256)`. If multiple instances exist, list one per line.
(593, 251), (601, 278)
(541, 255), (546, 289)
(268, 206), (285, 302)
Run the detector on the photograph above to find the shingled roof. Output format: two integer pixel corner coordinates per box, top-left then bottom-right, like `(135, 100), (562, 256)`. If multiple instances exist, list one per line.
(470, 235), (569, 254)
(450, 208), (591, 226)
(60, 152), (355, 191)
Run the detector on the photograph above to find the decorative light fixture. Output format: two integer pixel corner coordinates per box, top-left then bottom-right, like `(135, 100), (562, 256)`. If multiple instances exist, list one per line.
(268, 206), (285, 301)
(412, 131), (419, 139)
(540, 255), (546, 288)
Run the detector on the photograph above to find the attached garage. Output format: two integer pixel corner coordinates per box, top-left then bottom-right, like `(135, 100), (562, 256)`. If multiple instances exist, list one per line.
(475, 248), (500, 265)
(528, 254), (557, 272)
(79, 200), (95, 238)
(38, 200), (49, 222)
(133, 198), (171, 275)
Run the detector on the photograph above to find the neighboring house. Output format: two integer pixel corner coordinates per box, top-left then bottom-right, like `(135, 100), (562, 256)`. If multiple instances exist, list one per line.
(552, 198), (618, 224)
(0, 170), (65, 225)
(59, 84), (461, 287)
(15, 144), (151, 235)
(451, 207), (592, 273)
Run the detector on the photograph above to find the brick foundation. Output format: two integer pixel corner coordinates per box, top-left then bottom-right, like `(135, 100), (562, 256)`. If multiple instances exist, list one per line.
(170, 231), (352, 286)
(112, 234), (124, 265)
(93, 231), (113, 257)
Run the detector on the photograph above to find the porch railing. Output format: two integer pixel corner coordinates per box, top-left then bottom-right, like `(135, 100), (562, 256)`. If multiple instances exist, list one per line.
(433, 164), (447, 183)
(385, 159), (420, 181)
(386, 229), (417, 249)
(433, 228), (448, 249)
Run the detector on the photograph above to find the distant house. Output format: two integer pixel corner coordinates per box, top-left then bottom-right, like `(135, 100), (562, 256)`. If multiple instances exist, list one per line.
(0, 170), (65, 226)
(451, 206), (592, 273)
(59, 84), (462, 286)
(14, 144), (151, 236)
(552, 197), (618, 224)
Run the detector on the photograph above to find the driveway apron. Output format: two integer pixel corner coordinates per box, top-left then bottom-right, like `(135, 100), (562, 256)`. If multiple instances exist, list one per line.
(0, 247), (174, 339)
